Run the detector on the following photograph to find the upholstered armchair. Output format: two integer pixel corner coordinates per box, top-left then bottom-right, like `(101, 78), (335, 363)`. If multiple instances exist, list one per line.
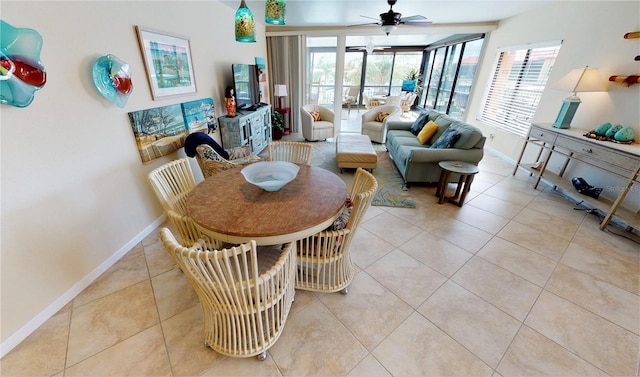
(361, 104), (402, 143)
(342, 86), (359, 114)
(300, 104), (335, 141)
(384, 95), (402, 107)
(401, 92), (417, 112)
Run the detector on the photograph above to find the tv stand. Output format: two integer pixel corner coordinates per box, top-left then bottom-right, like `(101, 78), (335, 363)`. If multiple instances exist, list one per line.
(219, 105), (272, 154)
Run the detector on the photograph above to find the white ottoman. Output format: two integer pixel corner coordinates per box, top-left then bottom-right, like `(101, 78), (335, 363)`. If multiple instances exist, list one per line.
(336, 134), (377, 172)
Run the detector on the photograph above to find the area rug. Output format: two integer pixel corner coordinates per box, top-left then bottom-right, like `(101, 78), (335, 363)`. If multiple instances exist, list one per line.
(307, 139), (416, 208)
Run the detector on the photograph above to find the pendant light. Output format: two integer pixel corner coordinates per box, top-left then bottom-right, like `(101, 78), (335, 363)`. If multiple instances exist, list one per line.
(235, 0), (256, 43)
(265, 0), (286, 25)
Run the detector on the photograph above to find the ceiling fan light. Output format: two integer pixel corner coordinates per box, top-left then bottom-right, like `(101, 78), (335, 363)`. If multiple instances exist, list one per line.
(380, 24), (397, 35)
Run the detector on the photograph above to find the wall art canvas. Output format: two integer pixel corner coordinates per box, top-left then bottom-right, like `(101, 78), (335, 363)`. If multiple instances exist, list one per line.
(135, 26), (196, 100)
(181, 97), (217, 135)
(255, 56), (270, 104)
(128, 103), (186, 163)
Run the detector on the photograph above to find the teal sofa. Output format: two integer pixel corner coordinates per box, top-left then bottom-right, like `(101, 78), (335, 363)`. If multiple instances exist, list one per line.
(385, 109), (485, 184)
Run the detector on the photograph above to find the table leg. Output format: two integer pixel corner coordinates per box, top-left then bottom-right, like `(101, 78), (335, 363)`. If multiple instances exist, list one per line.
(455, 174), (475, 207)
(437, 171), (452, 204)
(453, 174), (466, 200)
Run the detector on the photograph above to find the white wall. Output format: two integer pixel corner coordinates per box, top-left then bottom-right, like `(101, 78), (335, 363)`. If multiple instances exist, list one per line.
(465, 0), (640, 209)
(0, 0), (267, 353)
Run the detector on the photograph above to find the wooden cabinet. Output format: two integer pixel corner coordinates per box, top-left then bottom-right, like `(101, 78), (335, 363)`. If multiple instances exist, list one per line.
(514, 124), (640, 231)
(219, 105), (272, 154)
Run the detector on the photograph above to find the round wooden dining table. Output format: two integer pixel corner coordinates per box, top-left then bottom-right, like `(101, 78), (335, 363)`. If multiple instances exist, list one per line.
(186, 164), (348, 245)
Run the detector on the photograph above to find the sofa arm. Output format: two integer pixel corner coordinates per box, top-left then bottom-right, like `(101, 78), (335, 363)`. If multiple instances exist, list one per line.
(408, 147), (484, 164)
(386, 121), (413, 131)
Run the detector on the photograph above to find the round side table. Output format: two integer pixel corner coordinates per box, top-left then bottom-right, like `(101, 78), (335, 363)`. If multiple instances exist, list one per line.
(435, 161), (480, 207)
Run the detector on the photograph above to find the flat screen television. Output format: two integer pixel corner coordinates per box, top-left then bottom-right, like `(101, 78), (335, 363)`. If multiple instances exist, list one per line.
(231, 64), (261, 110)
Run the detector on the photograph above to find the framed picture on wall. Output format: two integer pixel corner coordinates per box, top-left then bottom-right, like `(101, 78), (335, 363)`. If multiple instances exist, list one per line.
(128, 104), (186, 163)
(135, 26), (197, 100)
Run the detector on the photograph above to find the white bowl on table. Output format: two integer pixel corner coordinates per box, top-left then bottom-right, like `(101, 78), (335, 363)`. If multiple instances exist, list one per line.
(241, 161), (300, 192)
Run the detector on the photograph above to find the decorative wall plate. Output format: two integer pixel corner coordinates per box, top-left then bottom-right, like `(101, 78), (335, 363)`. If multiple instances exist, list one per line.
(92, 54), (132, 108)
(0, 20), (47, 108)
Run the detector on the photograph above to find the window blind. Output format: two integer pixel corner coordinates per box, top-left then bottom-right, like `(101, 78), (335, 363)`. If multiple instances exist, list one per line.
(479, 45), (560, 137)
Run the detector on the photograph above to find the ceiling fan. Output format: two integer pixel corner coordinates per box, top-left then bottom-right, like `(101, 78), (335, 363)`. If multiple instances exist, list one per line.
(350, 0), (432, 35)
(354, 38), (390, 54)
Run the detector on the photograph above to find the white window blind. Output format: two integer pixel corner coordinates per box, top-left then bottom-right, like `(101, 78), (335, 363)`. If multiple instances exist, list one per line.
(479, 44), (560, 137)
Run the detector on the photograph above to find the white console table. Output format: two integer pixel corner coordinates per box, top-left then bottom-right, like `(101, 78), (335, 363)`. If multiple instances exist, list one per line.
(219, 105), (272, 155)
(514, 123), (640, 231)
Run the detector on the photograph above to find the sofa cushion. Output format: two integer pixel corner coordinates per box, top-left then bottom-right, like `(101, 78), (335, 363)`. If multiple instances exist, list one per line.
(431, 127), (461, 149)
(449, 122), (484, 149)
(417, 120), (439, 144)
(409, 111), (428, 135)
(429, 115), (453, 141)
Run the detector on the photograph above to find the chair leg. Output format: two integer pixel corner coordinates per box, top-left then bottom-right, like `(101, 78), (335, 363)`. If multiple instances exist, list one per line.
(257, 351), (268, 361)
(340, 287), (349, 295)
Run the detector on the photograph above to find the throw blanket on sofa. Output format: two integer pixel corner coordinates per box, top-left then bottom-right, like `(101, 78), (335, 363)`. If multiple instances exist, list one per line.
(184, 132), (229, 160)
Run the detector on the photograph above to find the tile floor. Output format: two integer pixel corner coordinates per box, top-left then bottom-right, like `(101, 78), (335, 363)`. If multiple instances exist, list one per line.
(2, 135), (639, 376)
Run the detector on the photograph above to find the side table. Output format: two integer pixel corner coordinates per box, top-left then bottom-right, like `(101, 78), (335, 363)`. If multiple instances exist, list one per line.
(435, 161), (480, 207)
(276, 107), (291, 134)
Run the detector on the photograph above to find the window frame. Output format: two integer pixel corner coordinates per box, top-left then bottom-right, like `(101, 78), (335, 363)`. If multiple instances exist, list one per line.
(478, 41), (562, 137)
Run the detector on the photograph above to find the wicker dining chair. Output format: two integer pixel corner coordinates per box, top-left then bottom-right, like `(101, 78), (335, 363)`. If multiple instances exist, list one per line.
(159, 227), (296, 361)
(295, 168), (378, 294)
(147, 158), (196, 214)
(148, 159), (222, 248)
(267, 140), (313, 165)
(195, 144), (261, 178)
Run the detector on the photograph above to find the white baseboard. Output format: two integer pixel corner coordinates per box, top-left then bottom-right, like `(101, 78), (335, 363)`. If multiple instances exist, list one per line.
(0, 215), (166, 358)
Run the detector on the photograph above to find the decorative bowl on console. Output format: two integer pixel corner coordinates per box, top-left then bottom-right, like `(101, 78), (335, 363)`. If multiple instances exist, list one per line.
(241, 161), (299, 191)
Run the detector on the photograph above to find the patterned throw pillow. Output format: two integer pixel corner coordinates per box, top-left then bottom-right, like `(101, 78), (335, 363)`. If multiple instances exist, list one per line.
(375, 112), (390, 122)
(309, 110), (321, 121)
(417, 120), (439, 144)
(326, 197), (353, 231)
(227, 145), (251, 160)
(409, 111), (428, 135)
(430, 127), (461, 149)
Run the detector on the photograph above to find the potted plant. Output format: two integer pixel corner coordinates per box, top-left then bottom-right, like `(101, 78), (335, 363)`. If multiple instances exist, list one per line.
(405, 69), (423, 96)
(271, 110), (285, 140)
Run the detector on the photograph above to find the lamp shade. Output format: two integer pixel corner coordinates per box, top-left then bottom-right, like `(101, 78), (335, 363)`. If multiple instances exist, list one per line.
(235, 0), (256, 43)
(265, 0), (286, 25)
(380, 24), (397, 35)
(274, 84), (287, 97)
(554, 67), (607, 94)
(552, 66), (606, 129)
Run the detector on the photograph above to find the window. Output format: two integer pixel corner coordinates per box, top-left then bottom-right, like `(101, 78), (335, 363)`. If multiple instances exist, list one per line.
(479, 43), (561, 137)
(421, 35), (484, 119)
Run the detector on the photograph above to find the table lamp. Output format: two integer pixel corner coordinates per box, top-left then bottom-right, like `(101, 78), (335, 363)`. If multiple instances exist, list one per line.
(274, 84), (288, 109)
(552, 66), (606, 129)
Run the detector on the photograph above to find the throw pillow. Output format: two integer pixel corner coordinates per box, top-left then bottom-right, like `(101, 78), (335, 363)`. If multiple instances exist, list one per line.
(409, 111), (428, 135)
(430, 127), (461, 149)
(326, 197), (353, 231)
(309, 110), (321, 121)
(417, 120), (439, 144)
(227, 145), (251, 160)
(375, 112), (390, 122)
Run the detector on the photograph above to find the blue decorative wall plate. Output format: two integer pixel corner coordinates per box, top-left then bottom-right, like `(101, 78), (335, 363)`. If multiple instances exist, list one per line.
(92, 54), (132, 108)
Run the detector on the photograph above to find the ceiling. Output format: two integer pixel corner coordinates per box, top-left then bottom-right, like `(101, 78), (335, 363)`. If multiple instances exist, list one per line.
(220, 0), (555, 46)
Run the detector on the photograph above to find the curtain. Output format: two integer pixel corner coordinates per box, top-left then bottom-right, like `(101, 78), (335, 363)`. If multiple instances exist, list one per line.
(267, 35), (305, 132)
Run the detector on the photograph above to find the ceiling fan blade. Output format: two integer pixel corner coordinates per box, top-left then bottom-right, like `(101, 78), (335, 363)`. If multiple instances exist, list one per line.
(401, 20), (433, 26)
(400, 15), (427, 22)
(347, 22), (380, 27)
(360, 14), (381, 21)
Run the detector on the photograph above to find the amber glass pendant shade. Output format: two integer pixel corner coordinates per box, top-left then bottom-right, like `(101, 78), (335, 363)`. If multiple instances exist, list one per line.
(235, 0), (256, 43)
(265, 0), (286, 25)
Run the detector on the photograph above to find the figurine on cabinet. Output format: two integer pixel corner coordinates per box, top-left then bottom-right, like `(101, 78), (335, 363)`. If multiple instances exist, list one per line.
(225, 86), (236, 117)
